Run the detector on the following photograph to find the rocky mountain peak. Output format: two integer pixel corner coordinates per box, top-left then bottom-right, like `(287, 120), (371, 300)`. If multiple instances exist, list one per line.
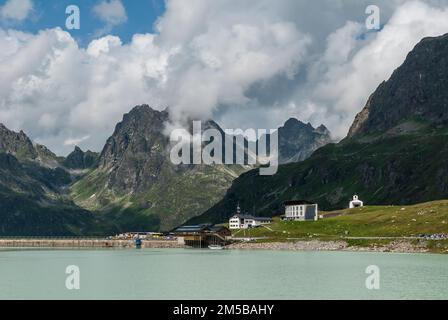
(0, 123), (63, 167)
(131, 104), (167, 122)
(64, 146), (99, 170)
(283, 117), (300, 127)
(282, 118), (312, 130)
(97, 105), (171, 191)
(0, 123), (37, 160)
(276, 118), (332, 164)
(316, 124), (330, 135)
(348, 32), (448, 138)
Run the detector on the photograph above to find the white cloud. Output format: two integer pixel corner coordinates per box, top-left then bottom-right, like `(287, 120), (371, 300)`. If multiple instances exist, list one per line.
(0, 0), (33, 21)
(93, 0), (127, 26)
(1, 0), (448, 155)
(64, 135), (91, 147)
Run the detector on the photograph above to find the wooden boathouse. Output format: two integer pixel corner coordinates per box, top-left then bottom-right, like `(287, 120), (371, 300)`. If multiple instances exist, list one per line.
(171, 224), (231, 248)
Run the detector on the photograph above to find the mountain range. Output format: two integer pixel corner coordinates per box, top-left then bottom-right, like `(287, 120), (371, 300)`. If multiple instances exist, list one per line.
(189, 32), (448, 225)
(0, 107), (330, 235)
(5, 31), (447, 235)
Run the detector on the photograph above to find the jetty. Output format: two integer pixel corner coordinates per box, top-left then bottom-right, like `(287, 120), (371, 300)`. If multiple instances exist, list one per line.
(171, 225), (231, 248)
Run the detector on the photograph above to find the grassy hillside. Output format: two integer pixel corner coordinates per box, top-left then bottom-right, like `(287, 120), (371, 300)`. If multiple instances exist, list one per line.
(71, 164), (245, 232)
(232, 201), (448, 240)
(0, 152), (108, 236)
(0, 190), (109, 236)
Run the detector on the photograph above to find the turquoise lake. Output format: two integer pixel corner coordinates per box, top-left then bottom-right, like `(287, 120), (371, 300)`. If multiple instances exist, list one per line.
(0, 248), (447, 300)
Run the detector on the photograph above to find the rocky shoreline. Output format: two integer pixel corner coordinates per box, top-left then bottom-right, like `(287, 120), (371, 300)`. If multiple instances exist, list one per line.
(227, 240), (431, 253)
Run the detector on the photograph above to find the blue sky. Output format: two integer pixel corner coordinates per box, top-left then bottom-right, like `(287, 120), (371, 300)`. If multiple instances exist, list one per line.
(0, 0), (165, 45)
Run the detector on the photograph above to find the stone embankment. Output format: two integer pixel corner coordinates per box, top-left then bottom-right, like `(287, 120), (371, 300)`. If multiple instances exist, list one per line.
(0, 239), (185, 249)
(227, 240), (349, 251)
(227, 240), (430, 253)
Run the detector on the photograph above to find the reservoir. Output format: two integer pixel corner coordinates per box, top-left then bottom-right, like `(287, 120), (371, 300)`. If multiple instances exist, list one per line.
(0, 248), (447, 300)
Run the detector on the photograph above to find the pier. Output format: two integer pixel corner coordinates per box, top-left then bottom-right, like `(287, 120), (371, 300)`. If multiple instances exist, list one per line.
(171, 225), (232, 248)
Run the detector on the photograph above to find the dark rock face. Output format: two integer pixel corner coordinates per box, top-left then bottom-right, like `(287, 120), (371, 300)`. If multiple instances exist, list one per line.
(0, 123), (37, 160)
(98, 105), (170, 192)
(34, 144), (56, 158)
(190, 32), (448, 225)
(64, 146), (99, 170)
(276, 118), (332, 164)
(348, 33), (448, 138)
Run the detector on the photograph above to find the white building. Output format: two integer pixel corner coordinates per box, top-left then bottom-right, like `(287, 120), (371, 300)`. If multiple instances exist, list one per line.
(229, 215), (273, 229)
(349, 195), (364, 208)
(229, 214), (245, 229)
(282, 201), (318, 221)
(228, 205), (273, 229)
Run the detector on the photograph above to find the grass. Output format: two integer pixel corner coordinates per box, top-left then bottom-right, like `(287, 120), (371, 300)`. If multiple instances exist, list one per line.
(230, 200), (448, 252)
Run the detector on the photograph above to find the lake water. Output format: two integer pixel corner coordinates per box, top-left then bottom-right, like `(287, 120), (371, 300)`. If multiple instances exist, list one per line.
(0, 248), (447, 300)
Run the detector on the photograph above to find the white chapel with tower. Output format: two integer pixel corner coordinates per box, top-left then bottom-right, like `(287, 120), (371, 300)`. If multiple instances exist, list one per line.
(349, 195), (364, 209)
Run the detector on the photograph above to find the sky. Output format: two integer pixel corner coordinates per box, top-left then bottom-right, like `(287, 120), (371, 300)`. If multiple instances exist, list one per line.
(1, 0), (448, 155)
(0, 0), (165, 44)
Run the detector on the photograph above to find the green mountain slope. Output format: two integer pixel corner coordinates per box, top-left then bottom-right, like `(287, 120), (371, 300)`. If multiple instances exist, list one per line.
(0, 150), (104, 236)
(189, 129), (448, 224)
(189, 33), (448, 225)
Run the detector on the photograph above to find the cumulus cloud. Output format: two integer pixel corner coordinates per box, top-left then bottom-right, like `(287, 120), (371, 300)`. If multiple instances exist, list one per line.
(93, 0), (127, 35)
(1, 0), (448, 155)
(0, 0), (33, 21)
(64, 135), (91, 147)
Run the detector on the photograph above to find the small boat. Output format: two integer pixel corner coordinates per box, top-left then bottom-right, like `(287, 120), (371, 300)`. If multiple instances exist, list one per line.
(208, 244), (224, 250)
